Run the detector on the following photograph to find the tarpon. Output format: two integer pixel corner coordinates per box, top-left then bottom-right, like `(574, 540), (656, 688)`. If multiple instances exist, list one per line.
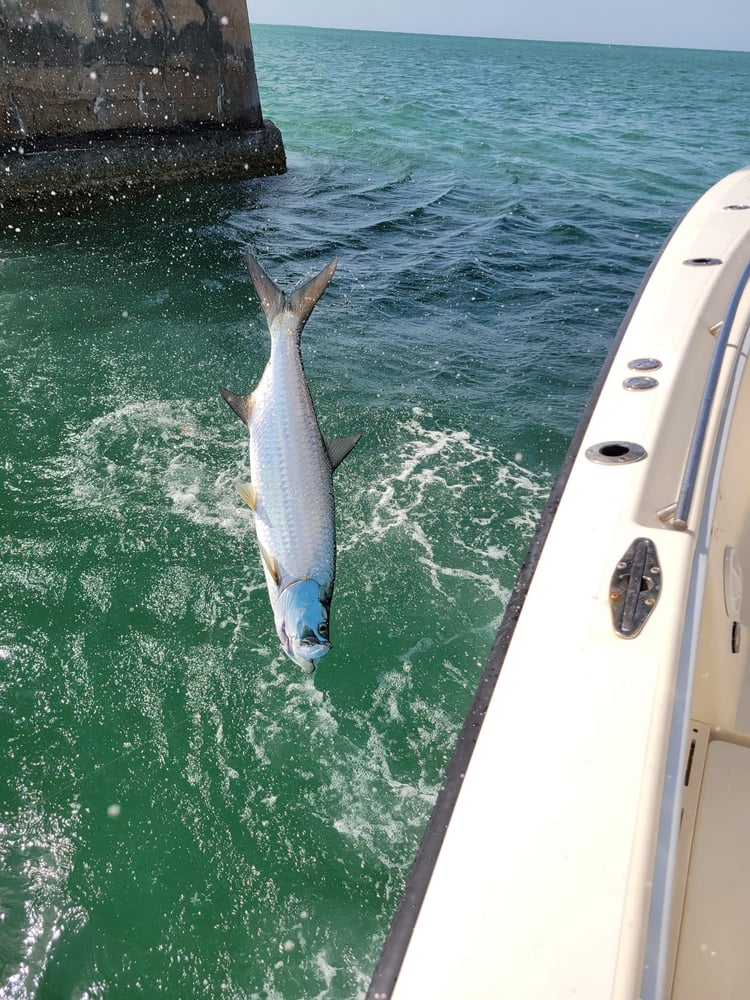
(220, 252), (361, 673)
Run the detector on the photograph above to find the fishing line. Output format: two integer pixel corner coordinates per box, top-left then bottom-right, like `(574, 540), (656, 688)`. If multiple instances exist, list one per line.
(57, 712), (198, 799)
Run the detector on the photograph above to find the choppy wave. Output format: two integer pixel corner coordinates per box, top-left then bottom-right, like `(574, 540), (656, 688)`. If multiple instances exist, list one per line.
(0, 792), (85, 999)
(1, 394), (548, 996)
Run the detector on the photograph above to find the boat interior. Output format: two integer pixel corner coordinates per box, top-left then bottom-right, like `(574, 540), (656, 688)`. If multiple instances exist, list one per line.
(668, 305), (750, 999)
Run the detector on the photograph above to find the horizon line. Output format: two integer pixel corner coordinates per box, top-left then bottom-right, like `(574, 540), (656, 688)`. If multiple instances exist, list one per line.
(249, 20), (750, 56)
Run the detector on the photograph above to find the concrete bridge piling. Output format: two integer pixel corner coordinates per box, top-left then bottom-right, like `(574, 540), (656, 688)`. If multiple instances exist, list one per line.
(0, 1), (286, 209)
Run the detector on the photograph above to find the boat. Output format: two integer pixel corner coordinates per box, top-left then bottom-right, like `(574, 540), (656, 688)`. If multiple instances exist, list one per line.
(366, 166), (750, 1000)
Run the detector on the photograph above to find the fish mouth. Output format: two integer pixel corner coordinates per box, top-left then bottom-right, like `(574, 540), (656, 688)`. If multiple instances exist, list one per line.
(300, 640), (331, 660)
(291, 639), (331, 673)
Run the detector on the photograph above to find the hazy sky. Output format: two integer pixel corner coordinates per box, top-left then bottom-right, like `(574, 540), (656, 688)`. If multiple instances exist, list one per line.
(247, 0), (750, 51)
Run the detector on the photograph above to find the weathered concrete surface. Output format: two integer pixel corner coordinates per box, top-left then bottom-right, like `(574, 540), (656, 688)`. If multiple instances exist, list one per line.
(0, 121), (286, 209)
(0, 1), (286, 207)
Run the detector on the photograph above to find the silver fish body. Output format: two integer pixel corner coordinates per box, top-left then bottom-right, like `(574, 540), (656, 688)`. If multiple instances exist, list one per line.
(220, 252), (360, 672)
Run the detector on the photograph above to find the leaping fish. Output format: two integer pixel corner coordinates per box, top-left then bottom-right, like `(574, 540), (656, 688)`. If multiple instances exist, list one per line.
(220, 252), (361, 673)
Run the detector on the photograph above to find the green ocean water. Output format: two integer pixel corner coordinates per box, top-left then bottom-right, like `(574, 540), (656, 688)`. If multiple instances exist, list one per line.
(2, 25), (749, 999)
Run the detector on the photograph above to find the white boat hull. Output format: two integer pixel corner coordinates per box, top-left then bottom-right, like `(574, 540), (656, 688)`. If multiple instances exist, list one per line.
(368, 167), (750, 1000)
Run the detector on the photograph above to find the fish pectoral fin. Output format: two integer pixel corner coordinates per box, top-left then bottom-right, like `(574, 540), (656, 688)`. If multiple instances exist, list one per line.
(219, 386), (254, 425)
(236, 482), (258, 511)
(256, 540), (281, 587)
(325, 432), (362, 471)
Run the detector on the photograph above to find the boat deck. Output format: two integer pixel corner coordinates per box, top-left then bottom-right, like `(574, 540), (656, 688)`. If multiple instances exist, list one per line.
(672, 728), (750, 998)
(668, 293), (750, 997)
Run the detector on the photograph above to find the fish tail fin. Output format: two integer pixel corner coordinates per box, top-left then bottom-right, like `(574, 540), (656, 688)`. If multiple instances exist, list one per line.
(246, 250), (337, 337)
(288, 259), (338, 334)
(245, 251), (286, 327)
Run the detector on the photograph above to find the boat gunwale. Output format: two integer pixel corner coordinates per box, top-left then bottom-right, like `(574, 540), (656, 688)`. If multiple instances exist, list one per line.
(640, 263), (750, 998)
(365, 206), (684, 1000)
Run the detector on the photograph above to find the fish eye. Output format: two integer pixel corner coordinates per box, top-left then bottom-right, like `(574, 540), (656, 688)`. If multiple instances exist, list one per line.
(318, 620), (329, 638)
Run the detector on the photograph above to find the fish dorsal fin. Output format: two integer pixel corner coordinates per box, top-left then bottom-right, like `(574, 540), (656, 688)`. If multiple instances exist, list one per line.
(257, 539), (281, 586)
(245, 251), (287, 327)
(325, 432), (362, 471)
(219, 386), (254, 425)
(236, 482), (258, 511)
(289, 259), (338, 334)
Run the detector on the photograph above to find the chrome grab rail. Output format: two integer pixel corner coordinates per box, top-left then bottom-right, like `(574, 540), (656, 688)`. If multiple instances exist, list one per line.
(666, 259), (750, 530)
(642, 261), (750, 1000)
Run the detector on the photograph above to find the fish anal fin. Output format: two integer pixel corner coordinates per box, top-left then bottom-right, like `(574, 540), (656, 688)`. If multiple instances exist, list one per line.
(257, 540), (281, 586)
(236, 482), (258, 511)
(220, 386), (254, 425)
(325, 432), (362, 471)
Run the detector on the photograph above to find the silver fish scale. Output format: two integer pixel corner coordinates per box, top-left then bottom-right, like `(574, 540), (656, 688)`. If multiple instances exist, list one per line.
(249, 329), (335, 594)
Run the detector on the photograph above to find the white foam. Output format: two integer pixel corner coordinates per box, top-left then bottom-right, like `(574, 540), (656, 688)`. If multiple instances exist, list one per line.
(341, 408), (549, 611)
(53, 398), (254, 539)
